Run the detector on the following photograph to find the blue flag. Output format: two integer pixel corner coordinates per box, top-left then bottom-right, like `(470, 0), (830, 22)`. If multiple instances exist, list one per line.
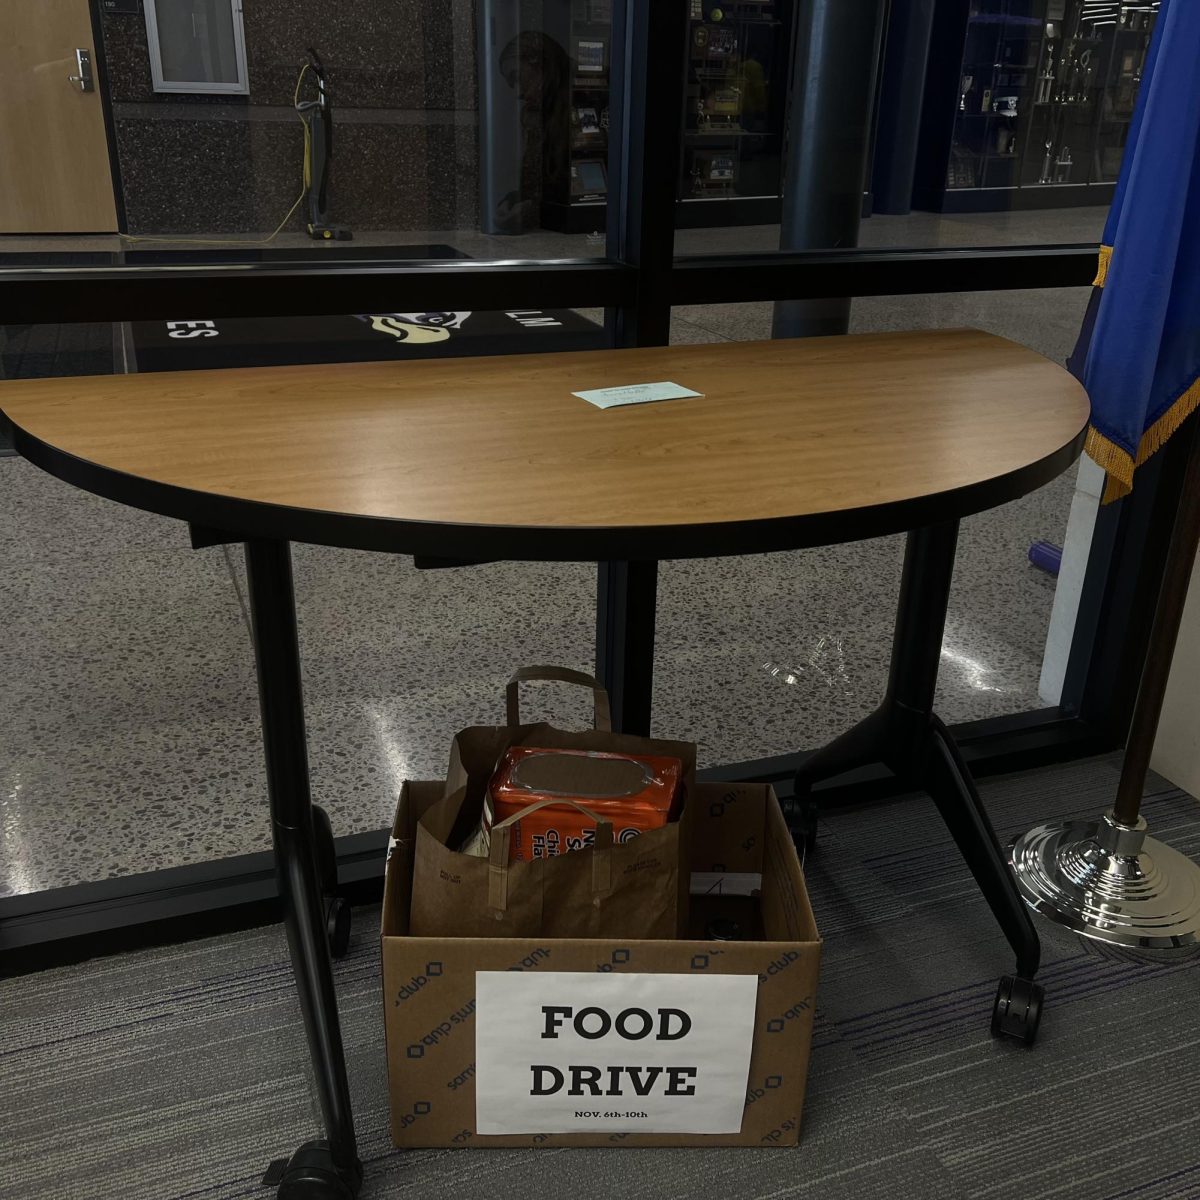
(1072, 0), (1200, 501)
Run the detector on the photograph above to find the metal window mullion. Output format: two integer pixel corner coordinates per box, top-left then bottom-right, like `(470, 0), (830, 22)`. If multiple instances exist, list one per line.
(0, 245), (1100, 326)
(605, 1), (689, 348)
(597, 1), (690, 734)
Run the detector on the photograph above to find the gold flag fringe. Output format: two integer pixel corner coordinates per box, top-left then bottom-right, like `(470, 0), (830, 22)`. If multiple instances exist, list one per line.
(1094, 244), (1113, 287)
(1089, 372), (1200, 503)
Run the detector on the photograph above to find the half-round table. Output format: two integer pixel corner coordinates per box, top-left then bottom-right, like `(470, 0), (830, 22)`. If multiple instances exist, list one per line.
(1, 328), (1089, 1197)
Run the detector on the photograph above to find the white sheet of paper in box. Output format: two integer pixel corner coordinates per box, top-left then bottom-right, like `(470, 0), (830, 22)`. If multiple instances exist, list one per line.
(573, 381), (703, 409)
(475, 970), (758, 1135)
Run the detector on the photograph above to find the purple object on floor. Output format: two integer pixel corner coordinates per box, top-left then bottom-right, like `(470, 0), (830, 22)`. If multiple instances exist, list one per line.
(1028, 540), (1063, 575)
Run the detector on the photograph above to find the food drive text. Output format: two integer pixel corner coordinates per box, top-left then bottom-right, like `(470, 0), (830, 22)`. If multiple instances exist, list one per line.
(530, 1005), (699, 1098)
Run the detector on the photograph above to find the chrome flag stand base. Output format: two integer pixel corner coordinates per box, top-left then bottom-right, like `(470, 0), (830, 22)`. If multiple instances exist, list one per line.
(1010, 809), (1200, 949)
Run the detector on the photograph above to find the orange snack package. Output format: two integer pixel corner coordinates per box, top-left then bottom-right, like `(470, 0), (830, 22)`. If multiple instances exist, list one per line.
(464, 746), (684, 862)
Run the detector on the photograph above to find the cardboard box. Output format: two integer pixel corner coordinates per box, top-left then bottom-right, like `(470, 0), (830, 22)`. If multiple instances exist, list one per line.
(381, 780), (821, 1148)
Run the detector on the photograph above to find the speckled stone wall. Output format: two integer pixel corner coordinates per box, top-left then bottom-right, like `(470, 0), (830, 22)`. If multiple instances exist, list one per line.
(98, 1), (478, 234)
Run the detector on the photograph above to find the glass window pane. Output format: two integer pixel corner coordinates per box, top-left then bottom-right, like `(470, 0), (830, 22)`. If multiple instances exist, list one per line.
(680, 1), (790, 214)
(153, 0), (242, 87)
(0, 1), (1162, 258)
(677, 0), (1161, 252)
(663, 289), (1090, 761)
(944, 0), (1155, 196)
(0, 308), (605, 892)
(513, 1), (616, 245)
(0, 3), (620, 257)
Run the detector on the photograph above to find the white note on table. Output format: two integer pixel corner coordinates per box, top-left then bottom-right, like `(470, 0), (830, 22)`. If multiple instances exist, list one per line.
(573, 381), (703, 409)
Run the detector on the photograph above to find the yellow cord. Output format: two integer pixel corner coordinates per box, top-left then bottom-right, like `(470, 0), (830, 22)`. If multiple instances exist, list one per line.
(120, 63), (313, 246)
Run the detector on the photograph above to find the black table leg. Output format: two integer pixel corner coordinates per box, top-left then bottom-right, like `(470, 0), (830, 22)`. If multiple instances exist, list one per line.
(596, 560), (658, 735)
(925, 717), (1040, 981)
(792, 522), (1044, 1043)
(244, 540), (364, 1199)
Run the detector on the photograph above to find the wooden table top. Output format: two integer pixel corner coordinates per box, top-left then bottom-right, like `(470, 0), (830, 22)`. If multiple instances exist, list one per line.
(0, 329), (1089, 560)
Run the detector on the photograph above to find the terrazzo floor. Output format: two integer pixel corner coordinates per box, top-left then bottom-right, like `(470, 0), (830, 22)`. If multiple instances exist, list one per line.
(1, 210), (1098, 897)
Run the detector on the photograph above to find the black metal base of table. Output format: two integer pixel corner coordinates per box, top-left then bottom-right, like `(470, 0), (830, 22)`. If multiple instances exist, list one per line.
(789, 522), (1043, 1041)
(244, 540), (364, 1198)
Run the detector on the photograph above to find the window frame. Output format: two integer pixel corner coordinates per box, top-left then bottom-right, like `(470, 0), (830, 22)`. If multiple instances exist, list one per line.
(0, 2), (1177, 961)
(143, 0), (250, 96)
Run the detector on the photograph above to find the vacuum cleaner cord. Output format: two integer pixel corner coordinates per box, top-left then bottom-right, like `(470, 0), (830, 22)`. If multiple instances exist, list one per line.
(119, 63), (314, 247)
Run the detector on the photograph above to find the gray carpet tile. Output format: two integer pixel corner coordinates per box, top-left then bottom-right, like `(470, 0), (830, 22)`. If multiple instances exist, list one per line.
(4, 755), (1199, 1199)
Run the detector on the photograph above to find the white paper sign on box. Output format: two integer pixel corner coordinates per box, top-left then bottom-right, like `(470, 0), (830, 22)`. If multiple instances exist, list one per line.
(474, 970), (758, 1135)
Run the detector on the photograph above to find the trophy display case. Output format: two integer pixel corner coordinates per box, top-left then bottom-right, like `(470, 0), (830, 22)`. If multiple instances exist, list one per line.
(678, 0), (793, 227)
(915, 0), (1159, 212)
(538, 0), (794, 233)
(537, 0), (614, 235)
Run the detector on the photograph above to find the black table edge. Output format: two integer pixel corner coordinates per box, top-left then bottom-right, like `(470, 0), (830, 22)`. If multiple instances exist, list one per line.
(7, 418), (1088, 561)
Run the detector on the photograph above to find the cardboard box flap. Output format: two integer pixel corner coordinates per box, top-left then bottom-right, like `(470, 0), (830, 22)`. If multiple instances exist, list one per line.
(763, 795), (820, 943)
(689, 783), (767, 874)
(382, 781), (444, 938)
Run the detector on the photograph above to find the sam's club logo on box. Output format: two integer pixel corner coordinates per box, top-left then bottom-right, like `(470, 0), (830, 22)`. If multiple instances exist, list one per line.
(395, 1100), (432, 1130)
(395, 961), (443, 1004)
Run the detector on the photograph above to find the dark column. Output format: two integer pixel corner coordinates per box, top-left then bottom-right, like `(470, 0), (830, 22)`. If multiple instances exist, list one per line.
(773, 0), (888, 338)
(604, 1), (689, 347)
(871, 0), (938, 214)
(476, 1), (527, 235)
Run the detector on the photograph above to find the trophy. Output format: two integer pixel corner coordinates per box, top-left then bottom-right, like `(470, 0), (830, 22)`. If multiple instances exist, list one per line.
(1040, 138), (1054, 184)
(1036, 43), (1056, 104)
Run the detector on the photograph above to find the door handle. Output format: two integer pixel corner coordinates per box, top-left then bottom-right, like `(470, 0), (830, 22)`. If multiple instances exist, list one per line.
(68, 47), (94, 92)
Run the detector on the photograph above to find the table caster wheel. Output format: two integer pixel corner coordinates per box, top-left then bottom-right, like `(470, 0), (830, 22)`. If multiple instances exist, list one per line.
(265, 1140), (363, 1199)
(326, 895), (352, 959)
(991, 974), (1043, 1045)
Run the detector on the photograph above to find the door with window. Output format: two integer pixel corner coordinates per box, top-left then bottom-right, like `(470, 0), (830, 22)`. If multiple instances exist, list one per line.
(0, 0), (118, 234)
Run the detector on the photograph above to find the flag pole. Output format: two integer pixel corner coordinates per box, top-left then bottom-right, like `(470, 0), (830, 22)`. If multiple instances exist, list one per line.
(1008, 417), (1200, 949)
(1112, 412), (1200, 827)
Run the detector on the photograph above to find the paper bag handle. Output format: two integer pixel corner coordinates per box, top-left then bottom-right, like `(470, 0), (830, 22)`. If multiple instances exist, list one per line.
(487, 796), (614, 915)
(505, 665), (612, 732)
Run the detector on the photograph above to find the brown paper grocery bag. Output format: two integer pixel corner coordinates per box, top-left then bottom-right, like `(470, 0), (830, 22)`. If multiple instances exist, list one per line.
(408, 666), (694, 939)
